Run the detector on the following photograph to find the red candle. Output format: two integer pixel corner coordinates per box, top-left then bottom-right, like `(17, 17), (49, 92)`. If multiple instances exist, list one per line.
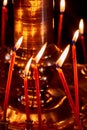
(1, 0), (8, 48)
(72, 30), (79, 117)
(34, 65), (42, 130)
(56, 44), (82, 130)
(56, 68), (82, 130)
(57, 0), (65, 48)
(79, 19), (87, 63)
(24, 77), (30, 121)
(33, 43), (47, 129)
(3, 36), (23, 121)
(24, 57), (32, 121)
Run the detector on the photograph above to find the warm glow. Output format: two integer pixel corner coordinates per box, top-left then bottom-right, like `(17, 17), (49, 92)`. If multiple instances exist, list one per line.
(24, 57), (32, 76)
(14, 36), (23, 51)
(52, 18), (55, 29)
(30, 1), (41, 16)
(60, 0), (65, 12)
(56, 44), (70, 67)
(35, 42), (47, 64)
(79, 19), (84, 34)
(72, 30), (79, 43)
(31, 26), (36, 37)
(3, 0), (8, 6)
(53, 0), (55, 8)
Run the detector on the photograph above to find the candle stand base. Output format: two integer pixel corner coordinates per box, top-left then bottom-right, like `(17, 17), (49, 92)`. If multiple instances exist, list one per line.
(0, 120), (9, 130)
(25, 120), (33, 130)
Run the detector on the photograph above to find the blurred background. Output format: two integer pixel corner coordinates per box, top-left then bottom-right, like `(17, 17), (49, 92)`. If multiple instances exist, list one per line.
(0, 0), (87, 64)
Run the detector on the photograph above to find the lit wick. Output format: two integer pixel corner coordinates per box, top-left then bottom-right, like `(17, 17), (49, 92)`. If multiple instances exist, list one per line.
(72, 30), (80, 118)
(56, 44), (82, 130)
(3, 36), (23, 121)
(33, 43), (47, 130)
(1, 0), (8, 48)
(24, 57), (32, 122)
(57, 0), (65, 48)
(79, 19), (87, 63)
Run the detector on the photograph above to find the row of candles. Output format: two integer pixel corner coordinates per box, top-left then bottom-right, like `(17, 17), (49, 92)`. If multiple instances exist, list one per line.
(1, 0), (86, 130)
(2, 32), (84, 130)
(3, 31), (83, 129)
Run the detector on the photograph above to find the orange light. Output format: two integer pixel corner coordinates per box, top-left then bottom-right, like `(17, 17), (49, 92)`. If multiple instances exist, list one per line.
(24, 57), (32, 76)
(79, 19), (84, 35)
(14, 36), (23, 51)
(56, 44), (70, 67)
(31, 26), (36, 37)
(60, 0), (65, 13)
(72, 30), (79, 43)
(3, 0), (8, 6)
(35, 42), (47, 64)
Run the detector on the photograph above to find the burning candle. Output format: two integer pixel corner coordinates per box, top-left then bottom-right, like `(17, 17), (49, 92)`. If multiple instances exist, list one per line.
(3, 36), (23, 121)
(57, 0), (65, 48)
(72, 30), (80, 118)
(79, 19), (87, 63)
(56, 44), (82, 130)
(24, 57), (32, 121)
(33, 43), (47, 130)
(1, 0), (8, 48)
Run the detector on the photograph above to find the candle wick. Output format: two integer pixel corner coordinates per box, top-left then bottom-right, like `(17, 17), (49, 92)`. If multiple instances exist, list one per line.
(72, 40), (76, 45)
(55, 63), (61, 68)
(60, 11), (64, 14)
(13, 47), (17, 52)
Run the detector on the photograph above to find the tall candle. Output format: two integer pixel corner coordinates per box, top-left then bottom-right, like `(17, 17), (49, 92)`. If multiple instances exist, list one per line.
(56, 68), (82, 130)
(24, 57), (32, 121)
(33, 43), (47, 129)
(3, 36), (23, 121)
(1, 0), (8, 48)
(72, 30), (80, 118)
(34, 65), (42, 130)
(57, 0), (65, 48)
(56, 44), (82, 130)
(79, 19), (87, 63)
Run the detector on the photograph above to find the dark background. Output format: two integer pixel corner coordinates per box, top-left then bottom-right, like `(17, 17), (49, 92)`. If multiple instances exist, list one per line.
(0, 0), (87, 63)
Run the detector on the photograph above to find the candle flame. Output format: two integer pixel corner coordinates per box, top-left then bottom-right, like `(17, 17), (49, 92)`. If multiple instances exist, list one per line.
(35, 42), (47, 64)
(3, 0), (8, 6)
(60, 0), (65, 13)
(14, 36), (23, 51)
(24, 57), (32, 76)
(56, 44), (70, 67)
(79, 19), (84, 34)
(72, 30), (79, 43)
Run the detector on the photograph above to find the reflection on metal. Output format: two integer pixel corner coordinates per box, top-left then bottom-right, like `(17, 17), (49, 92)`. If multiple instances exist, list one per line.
(14, 0), (54, 60)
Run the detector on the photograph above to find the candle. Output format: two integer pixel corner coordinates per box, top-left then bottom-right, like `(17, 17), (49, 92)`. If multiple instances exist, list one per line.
(56, 44), (82, 130)
(24, 57), (32, 121)
(1, 0), (8, 48)
(34, 65), (42, 130)
(3, 36), (23, 121)
(72, 30), (80, 118)
(79, 19), (87, 63)
(57, 0), (65, 48)
(56, 68), (82, 130)
(33, 43), (47, 130)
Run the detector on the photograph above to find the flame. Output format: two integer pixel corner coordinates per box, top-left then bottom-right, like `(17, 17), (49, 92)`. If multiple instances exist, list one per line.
(72, 29), (79, 43)
(56, 44), (70, 67)
(14, 36), (23, 51)
(3, 0), (8, 6)
(24, 57), (32, 76)
(35, 42), (47, 64)
(60, 0), (65, 12)
(79, 19), (84, 34)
